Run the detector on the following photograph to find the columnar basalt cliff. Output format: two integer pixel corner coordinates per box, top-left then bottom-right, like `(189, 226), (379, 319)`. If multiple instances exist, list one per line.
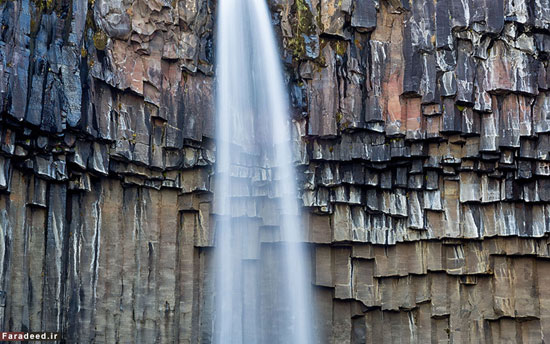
(1, 0), (550, 343)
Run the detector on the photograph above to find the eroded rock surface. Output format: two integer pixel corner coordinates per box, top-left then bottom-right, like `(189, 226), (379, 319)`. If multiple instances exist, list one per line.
(1, 0), (550, 342)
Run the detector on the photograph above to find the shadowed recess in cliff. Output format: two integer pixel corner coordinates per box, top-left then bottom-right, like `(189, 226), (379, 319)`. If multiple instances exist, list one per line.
(214, 0), (314, 343)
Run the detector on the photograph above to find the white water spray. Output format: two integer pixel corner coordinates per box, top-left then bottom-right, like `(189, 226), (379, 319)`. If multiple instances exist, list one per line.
(214, 0), (313, 343)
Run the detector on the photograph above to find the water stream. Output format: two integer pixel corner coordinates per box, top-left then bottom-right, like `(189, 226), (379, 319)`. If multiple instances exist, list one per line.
(214, 0), (313, 343)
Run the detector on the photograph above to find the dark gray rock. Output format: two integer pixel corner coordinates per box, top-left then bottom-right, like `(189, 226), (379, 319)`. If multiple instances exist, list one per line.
(456, 40), (475, 104)
(442, 98), (462, 133)
(351, 0), (377, 31)
(0, 156), (10, 190)
(307, 45), (338, 137)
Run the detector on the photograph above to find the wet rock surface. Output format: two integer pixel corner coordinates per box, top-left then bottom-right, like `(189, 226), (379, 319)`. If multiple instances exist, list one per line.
(1, 0), (550, 342)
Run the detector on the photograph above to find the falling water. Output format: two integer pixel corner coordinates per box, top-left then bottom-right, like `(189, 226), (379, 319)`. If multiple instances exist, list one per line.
(214, 0), (313, 343)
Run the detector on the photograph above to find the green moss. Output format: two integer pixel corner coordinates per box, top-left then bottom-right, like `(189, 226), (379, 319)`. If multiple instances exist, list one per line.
(336, 111), (343, 123)
(93, 30), (108, 50)
(45, 0), (54, 11)
(85, 2), (96, 30)
(340, 121), (350, 130)
(30, 18), (39, 35)
(456, 105), (466, 112)
(296, 0), (315, 34)
(335, 40), (347, 56)
(30, 0), (56, 15)
(290, 0), (318, 59)
(288, 36), (305, 57)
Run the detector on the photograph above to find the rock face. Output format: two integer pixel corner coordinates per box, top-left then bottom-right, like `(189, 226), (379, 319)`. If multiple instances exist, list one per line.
(1, 0), (550, 343)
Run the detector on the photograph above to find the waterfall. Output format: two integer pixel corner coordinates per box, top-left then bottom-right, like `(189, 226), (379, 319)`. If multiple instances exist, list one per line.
(214, 0), (313, 343)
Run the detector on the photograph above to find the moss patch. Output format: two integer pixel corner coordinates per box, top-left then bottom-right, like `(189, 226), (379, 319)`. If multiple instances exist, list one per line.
(335, 40), (347, 56)
(289, 0), (318, 59)
(93, 30), (108, 50)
